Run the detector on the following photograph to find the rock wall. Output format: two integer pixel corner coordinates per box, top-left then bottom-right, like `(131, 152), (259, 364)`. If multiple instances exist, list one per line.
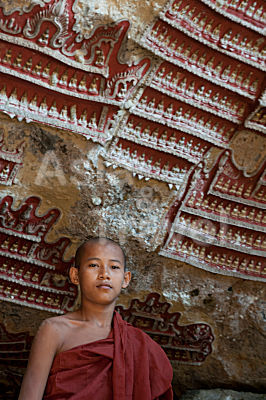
(0, 0), (265, 398)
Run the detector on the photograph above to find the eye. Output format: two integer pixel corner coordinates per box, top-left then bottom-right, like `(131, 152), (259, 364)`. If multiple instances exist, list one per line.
(111, 265), (120, 270)
(88, 263), (98, 268)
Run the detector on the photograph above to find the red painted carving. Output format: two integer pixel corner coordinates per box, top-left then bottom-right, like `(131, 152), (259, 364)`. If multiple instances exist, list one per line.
(105, 137), (194, 190)
(0, 39), (150, 106)
(161, 152), (266, 281)
(0, 2), (150, 79)
(116, 292), (214, 364)
(0, 323), (33, 368)
(131, 86), (236, 147)
(210, 152), (266, 208)
(0, 196), (77, 313)
(164, 232), (265, 279)
(114, 113), (211, 164)
(0, 323), (33, 397)
(0, 1), (150, 143)
(199, 0), (266, 33)
(245, 106), (266, 134)
(150, 61), (248, 124)
(0, 132), (24, 185)
(0, 0), (265, 286)
(139, 19), (264, 99)
(162, 0), (265, 69)
(0, 72), (120, 144)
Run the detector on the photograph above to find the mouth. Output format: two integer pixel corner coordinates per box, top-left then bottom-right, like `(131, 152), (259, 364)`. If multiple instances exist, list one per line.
(96, 283), (112, 289)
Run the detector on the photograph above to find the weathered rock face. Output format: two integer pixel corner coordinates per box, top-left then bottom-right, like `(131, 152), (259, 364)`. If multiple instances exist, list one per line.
(179, 389), (266, 400)
(0, 0), (265, 398)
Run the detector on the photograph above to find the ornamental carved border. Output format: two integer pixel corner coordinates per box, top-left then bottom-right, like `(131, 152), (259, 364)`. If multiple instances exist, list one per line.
(116, 292), (214, 364)
(0, 195), (77, 313)
(160, 0), (266, 70)
(0, 131), (24, 185)
(0, 322), (33, 368)
(161, 151), (266, 282)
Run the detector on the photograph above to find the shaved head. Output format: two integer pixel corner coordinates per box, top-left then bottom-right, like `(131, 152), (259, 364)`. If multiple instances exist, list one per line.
(74, 237), (127, 270)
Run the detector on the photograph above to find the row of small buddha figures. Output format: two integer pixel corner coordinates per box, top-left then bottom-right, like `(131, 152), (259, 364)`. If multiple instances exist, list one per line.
(178, 213), (266, 249)
(0, 238), (32, 255)
(187, 192), (266, 224)
(151, 330), (204, 347)
(0, 239), (67, 267)
(128, 298), (171, 316)
(220, 31), (265, 59)
(0, 282), (63, 307)
(154, 64), (258, 97)
(135, 96), (234, 140)
(0, 262), (70, 294)
(123, 121), (208, 159)
(167, 237), (264, 273)
(214, 177), (265, 201)
(0, 163), (12, 181)
(1, 48), (100, 94)
(110, 143), (189, 179)
(0, 86), (99, 129)
(153, 69), (245, 118)
(153, 68), (245, 118)
(163, 348), (197, 362)
(251, 108), (266, 124)
(0, 261), (41, 282)
(213, 0), (266, 22)
(254, 186), (266, 201)
(148, 334), (175, 348)
(169, 1), (266, 57)
(148, 27), (259, 93)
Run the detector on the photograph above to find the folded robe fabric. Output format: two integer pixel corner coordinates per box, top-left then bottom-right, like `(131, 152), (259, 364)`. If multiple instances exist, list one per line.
(44, 311), (173, 399)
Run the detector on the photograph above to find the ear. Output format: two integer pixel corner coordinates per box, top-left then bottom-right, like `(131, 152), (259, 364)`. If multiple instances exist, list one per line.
(122, 271), (131, 289)
(69, 266), (79, 286)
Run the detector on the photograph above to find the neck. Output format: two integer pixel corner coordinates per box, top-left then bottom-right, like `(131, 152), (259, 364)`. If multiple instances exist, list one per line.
(77, 300), (116, 328)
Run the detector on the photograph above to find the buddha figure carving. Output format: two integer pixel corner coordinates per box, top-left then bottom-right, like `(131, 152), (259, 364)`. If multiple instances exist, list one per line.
(164, 71), (173, 84)
(156, 100), (165, 115)
(150, 128), (159, 142)
(13, 53), (22, 68)
(158, 130), (168, 144)
(3, 49), (12, 64)
(165, 103), (174, 118)
(173, 106), (183, 120)
(147, 98), (156, 112)
(169, 39), (178, 52)
(59, 71), (69, 86)
(69, 73), (77, 88)
(156, 66), (166, 81)
(33, 62), (42, 76)
(42, 62), (51, 78)
(142, 125), (151, 139)
(95, 48), (105, 66)
(23, 57), (33, 72)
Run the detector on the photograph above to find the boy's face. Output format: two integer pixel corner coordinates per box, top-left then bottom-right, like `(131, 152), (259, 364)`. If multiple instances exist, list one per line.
(70, 241), (131, 307)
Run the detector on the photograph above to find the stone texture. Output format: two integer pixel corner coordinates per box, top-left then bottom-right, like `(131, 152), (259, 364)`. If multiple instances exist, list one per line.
(0, 90), (265, 398)
(0, 0), (265, 398)
(179, 389), (266, 400)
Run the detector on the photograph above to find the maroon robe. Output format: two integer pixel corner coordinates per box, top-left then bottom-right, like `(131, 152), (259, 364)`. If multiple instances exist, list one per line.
(44, 311), (173, 399)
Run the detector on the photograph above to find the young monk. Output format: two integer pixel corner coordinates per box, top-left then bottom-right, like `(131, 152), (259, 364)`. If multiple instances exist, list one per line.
(19, 237), (173, 399)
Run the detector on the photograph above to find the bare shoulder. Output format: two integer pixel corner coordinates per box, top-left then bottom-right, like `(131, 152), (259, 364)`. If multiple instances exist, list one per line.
(41, 314), (70, 327)
(34, 315), (71, 347)
(38, 314), (75, 336)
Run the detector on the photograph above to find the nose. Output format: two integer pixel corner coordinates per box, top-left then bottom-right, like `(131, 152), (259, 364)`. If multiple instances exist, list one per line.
(98, 264), (110, 279)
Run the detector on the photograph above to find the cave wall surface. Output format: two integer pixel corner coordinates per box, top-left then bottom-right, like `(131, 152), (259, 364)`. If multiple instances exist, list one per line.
(0, 0), (265, 398)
